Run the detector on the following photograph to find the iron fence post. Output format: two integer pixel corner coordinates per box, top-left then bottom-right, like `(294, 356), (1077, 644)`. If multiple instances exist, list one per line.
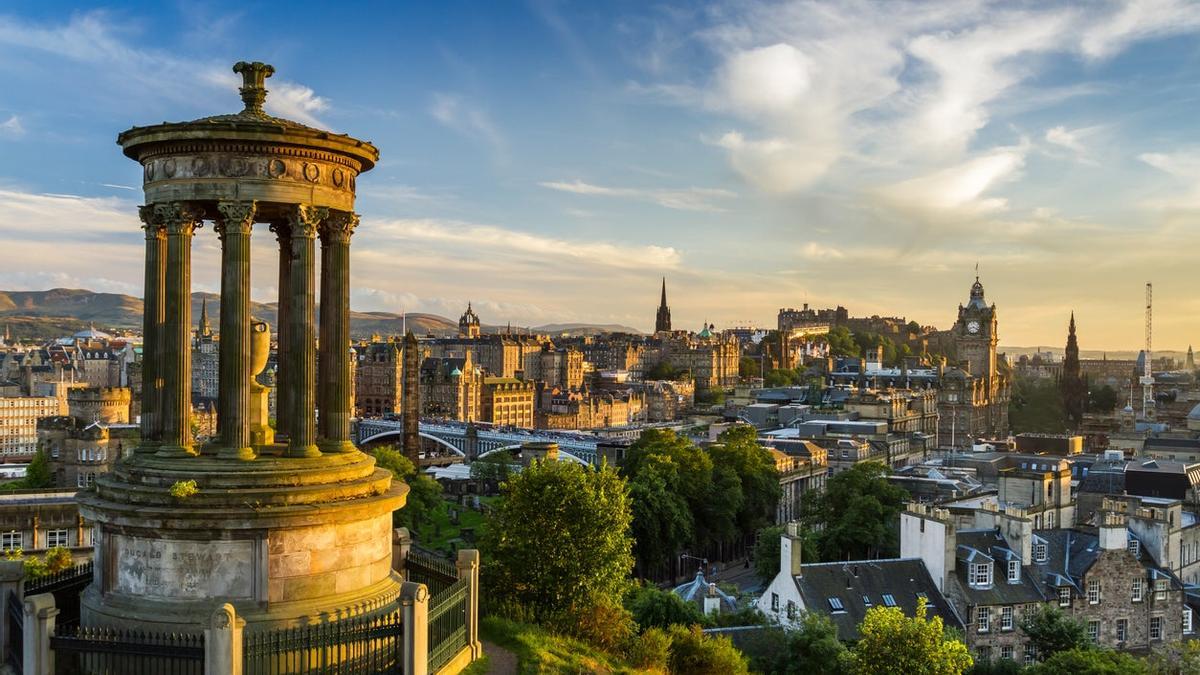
(393, 527), (412, 574)
(455, 549), (482, 660)
(401, 581), (428, 675)
(205, 603), (243, 675)
(22, 593), (57, 675)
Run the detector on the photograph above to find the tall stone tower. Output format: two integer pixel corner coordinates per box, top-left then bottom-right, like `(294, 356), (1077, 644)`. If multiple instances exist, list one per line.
(402, 331), (421, 464)
(197, 295), (212, 337)
(458, 303), (481, 338)
(953, 275), (998, 383)
(79, 61), (407, 632)
(655, 277), (672, 333)
(1060, 312), (1085, 429)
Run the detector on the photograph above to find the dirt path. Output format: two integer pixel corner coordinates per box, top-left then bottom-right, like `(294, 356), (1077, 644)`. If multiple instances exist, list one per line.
(482, 640), (519, 675)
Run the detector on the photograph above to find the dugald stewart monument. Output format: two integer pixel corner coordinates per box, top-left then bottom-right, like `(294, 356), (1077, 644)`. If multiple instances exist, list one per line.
(82, 61), (410, 633)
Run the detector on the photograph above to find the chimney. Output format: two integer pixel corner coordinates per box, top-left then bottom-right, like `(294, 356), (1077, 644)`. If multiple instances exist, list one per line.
(1099, 502), (1128, 551)
(782, 522), (803, 577)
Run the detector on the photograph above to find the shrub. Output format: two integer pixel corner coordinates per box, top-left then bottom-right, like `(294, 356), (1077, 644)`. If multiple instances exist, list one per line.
(665, 624), (750, 675)
(556, 596), (636, 654)
(625, 584), (703, 631)
(169, 480), (198, 499)
(43, 547), (72, 574)
(627, 627), (671, 672)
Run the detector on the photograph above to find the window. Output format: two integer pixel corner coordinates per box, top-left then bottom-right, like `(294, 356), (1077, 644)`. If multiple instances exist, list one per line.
(1000, 645), (1013, 661)
(76, 472), (88, 488)
(828, 597), (844, 612)
(1001, 606), (1014, 631)
(1133, 578), (1145, 602)
(1128, 539), (1140, 558)
(1058, 586), (1071, 607)
(1088, 579), (1101, 604)
(771, 593), (779, 612)
(45, 529), (68, 548)
(977, 606), (990, 633)
(1117, 619), (1128, 642)
(971, 562), (993, 587)
(786, 601), (796, 620)
(863, 595), (872, 607)
(977, 646), (992, 662)
(1024, 644), (1036, 665)
(1151, 616), (1163, 641)
(882, 594), (896, 607)
(1088, 620), (1100, 642)
(1155, 578), (1168, 601)
(1185, 609), (1193, 635)
(1007, 560), (1020, 583)
(0, 532), (20, 551)
(1034, 543), (1048, 562)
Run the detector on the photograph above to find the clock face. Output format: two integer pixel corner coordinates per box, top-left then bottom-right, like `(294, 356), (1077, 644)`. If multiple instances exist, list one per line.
(967, 320), (980, 334)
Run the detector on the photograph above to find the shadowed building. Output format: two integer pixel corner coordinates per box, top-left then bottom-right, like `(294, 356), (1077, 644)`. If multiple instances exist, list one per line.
(79, 62), (409, 633)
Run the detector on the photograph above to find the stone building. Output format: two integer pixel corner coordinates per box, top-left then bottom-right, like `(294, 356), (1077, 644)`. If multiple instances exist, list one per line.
(537, 388), (646, 430)
(458, 303), (481, 338)
(66, 386), (132, 425)
(937, 276), (1011, 448)
(355, 339), (404, 416)
(420, 353), (483, 421)
(39, 415), (137, 489)
(191, 296), (219, 401)
(642, 379), (694, 422)
(0, 489), (93, 556)
(0, 396), (58, 458)
(481, 377), (535, 428)
(766, 440), (828, 524)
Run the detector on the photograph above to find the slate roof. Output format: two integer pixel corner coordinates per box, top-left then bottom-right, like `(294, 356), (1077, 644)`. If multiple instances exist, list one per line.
(793, 558), (961, 640)
(951, 530), (1046, 606)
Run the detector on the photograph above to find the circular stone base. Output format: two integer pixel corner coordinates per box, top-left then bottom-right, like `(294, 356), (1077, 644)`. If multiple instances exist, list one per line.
(78, 446), (408, 632)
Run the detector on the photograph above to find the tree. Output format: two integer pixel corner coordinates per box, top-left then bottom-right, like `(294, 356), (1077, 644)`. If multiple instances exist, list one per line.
(709, 425), (780, 536)
(646, 361), (683, 381)
(740, 356), (763, 379)
(628, 453), (694, 577)
(1032, 648), (1149, 675)
(469, 452), (515, 482)
(665, 624), (750, 675)
(802, 461), (908, 560)
(43, 547), (73, 574)
(826, 326), (860, 357)
(750, 613), (848, 675)
(481, 459), (633, 621)
(1147, 640), (1200, 674)
(371, 446), (442, 532)
(1009, 377), (1068, 434)
(625, 584), (703, 631)
(1088, 385), (1120, 413)
(765, 369), (799, 387)
(1018, 605), (1090, 660)
(24, 449), (51, 488)
(752, 525), (820, 582)
(844, 605), (972, 675)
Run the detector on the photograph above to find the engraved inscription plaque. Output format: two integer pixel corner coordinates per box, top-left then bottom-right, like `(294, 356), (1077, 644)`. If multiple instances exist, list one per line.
(113, 535), (254, 599)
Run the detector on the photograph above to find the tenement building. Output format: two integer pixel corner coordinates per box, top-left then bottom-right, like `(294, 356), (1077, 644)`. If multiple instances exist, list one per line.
(355, 338), (404, 416)
(482, 377), (535, 427)
(0, 395), (58, 457)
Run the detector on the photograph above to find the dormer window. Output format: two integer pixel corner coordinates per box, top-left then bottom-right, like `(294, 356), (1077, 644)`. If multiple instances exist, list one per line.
(1155, 578), (1168, 601)
(971, 562), (993, 588)
(1128, 539), (1140, 558)
(1034, 543), (1048, 562)
(1058, 586), (1071, 607)
(1007, 560), (1020, 583)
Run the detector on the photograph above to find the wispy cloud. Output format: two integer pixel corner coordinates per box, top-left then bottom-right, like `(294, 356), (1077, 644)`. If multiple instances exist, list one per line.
(429, 93), (505, 153)
(539, 179), (735, 212)
(0, 114), (23, 137)
(876, 146), (1027, 216)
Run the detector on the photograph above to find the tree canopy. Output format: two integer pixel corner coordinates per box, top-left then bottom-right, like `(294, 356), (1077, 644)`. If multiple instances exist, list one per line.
(1018, 605), (1090, 660)
(1031, 647), (1149, 675)
(370, 446), (442, 532)
(481, 458), (633, 621)
(844, 605), (973, 675)
(800, 461), (908, 560)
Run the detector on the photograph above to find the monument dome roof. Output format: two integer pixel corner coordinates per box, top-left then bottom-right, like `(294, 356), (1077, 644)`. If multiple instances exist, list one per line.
(1188, 403), (1200, 421)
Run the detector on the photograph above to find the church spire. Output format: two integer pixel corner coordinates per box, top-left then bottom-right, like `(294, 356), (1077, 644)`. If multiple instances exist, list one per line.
(1061, 311), (1084, 429)
(198, 296), (212, 337)
(655, 277), (672, 333)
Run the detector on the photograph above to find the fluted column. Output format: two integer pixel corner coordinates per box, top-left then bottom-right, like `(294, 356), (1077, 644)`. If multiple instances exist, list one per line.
(285, 205), (326, 458)
(155, 202), (202, 458)
(137, 206), (165, 452)
(318, 211), (358, 453)
(271, 221), (292, 442)
(215, 201), (257, 460)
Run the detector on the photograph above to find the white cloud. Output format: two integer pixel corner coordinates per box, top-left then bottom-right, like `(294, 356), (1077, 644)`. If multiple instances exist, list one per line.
(429, 93), (505, 152)
(799, 242), (844, 260)
(0, 114), (23, 137)
(540, 179), (735, 212)
(877, 146), (1026, 215)
(712, 132), (836, 194)
(1045, 126), (1086, 154)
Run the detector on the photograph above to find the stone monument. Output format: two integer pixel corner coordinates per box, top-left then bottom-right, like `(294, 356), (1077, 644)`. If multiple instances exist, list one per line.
(78, 61), (408, 631)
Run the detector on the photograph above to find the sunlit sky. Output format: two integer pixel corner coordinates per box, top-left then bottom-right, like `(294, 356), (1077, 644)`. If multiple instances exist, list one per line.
(2, 1), (1200, 349)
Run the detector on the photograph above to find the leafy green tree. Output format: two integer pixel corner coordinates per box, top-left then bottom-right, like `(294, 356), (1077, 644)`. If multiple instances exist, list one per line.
(740, 356), (764, 379)
(749, 613), (848, 675)
(844, 605), (972, 675)
(24, 449), (51, 488)
(1010, 377), (1068, 433)
(44, 547), (73, 574)
(1032, 647), (1149, 674)
(665, 624), (750, 675)
(628, 453), (694, 577)
(1088, 385), (1120, 413)
(752, 525), (820, 582)
(801, 461), (908, 560)
(481, 459), (633, 621)
(764, 369), (796, 387)
(826, 326), (861, 357)
(1018, 605), (1090, 660)
(1147, 640), (1200, 674)
(625, 584), (703, 631)
(646, 361), (683, 381)
(469, 452), (515, 482)
(709, 425), (780, 536)
(371, 446), (442, 532)
(967, 657), (1023, 675)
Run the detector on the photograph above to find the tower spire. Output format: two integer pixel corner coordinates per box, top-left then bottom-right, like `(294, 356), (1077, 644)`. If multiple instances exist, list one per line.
(198, 296), (211, 337)
(655, 277), (672, 333)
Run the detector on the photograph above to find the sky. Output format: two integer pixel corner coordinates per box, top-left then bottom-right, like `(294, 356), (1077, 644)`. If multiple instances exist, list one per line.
(2, 1), (1200, 350)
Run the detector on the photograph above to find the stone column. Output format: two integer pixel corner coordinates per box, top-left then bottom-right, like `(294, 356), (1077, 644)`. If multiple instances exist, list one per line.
(456, 549), (483, 660)
(156, 202), (201, 458)
(401, 581), (429, 675)
(204, 603), (244, 675)
(318, 211), (358, 453)
(23, 593), (58, 675)
(137, 207), (165, 451)
(216, 201), (257, 460)
(270, 222), (292, 442)
(392, 527), (411, 574)
(285, 205), (325, 458)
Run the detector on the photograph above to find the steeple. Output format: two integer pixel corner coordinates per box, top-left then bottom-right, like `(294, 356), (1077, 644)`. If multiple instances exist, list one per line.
(1061, 311), (1085, 428)
(198, 296), (212, 337)
(655, 277), (672, 333)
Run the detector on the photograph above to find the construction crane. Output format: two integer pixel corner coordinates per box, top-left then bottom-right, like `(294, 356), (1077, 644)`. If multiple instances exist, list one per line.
(1141, 282), (1155, 418)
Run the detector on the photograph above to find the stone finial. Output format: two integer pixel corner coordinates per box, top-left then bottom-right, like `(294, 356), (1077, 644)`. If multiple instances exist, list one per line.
(232, 61), (275, 115)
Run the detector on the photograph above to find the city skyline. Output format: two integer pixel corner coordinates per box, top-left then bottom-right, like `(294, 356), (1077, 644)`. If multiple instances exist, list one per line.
(2, 2), (1200, 349)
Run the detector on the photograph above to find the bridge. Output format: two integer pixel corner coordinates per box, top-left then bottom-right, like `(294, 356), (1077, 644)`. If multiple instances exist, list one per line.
(356, 418), (601, 465)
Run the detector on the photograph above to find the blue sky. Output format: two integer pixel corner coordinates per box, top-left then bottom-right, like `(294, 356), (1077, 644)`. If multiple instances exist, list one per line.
(3, 1), (1200, 349)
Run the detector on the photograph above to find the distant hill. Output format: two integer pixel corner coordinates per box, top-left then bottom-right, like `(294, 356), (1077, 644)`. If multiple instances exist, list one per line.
(0, 288), (637, 340)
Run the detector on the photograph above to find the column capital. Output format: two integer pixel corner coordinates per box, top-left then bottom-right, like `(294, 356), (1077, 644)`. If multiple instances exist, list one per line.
(138, 205), (163, 232)
(287, 204), (327, 239)
(156, 202), (204, 236)
(320, 211), (358, 245)
(214, 200), (257, 239)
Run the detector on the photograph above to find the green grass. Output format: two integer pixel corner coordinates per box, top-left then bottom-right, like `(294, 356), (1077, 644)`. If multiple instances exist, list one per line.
(459, 653), (491, 675)
(413, 497), (495, 553)
(480, 616), (656, 675)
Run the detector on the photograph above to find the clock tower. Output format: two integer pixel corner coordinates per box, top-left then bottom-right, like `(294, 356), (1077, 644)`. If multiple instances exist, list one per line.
(953, 275), (998, 383)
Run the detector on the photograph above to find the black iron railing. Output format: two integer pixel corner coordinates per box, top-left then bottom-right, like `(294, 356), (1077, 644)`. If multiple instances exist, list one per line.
(406, 547), (458, 596)
(427, 576), (469, 674)
(50, 625), (204, 675)
(27, 561), (92, 628)
(243, 610), (405, 675)
(7, 589), (22, 672)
